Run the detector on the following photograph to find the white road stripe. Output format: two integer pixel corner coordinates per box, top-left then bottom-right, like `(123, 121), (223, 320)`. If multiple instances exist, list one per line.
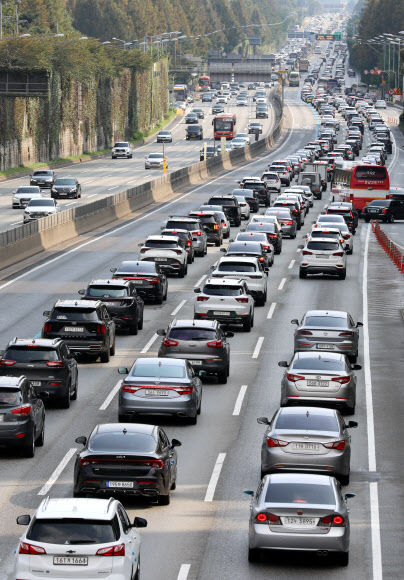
(194, 274), (206, 288)
(107, 186), (119, 190)
(232, 385), (248, 416)
(38, 448), (77, 496)
(177, 564), (191, 580)
(296, 247), (301, 252)
(87, 194), (97, 198)
(278, 277), (287, 290)
(141, 333), (159, 354)
(99, 380), (122, 411)
(83, 180), (95, 184)
(267, 302), (276, 319)
(288, 260), (295, 269)
(204, 453), (226, 502)
(171, 299), (187, 316)
(11, 221), (23, 226)
(66, 202), (76, 207)
(252, 336), (264, 359)
(126, 180), (137, 184)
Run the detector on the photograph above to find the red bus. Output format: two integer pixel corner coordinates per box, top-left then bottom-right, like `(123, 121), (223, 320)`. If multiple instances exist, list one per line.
(334, 162), (390, 212)
(213, 114), (237, 140)
(197, 76), (210, 91)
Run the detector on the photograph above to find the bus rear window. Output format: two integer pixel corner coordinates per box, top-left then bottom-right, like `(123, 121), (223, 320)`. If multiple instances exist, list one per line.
(354, 167), (387, 181)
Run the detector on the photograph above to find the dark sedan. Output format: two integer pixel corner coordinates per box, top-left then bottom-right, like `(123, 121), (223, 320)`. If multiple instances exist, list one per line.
(111, 261), (168, 304)
(245, 222), (283, 254)
(29, 169), (56, 188)
(51, 177), (81, 199)
(363, 199), (404, 223)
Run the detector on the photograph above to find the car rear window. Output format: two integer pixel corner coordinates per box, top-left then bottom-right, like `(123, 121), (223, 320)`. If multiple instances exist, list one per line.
(0, 388), (22, 405)
(318, 215), (344, 223)
(168, 328), (217, 341)
(89, 432), (156, 453)
(117, 262), (156, 273)
(27, 519), (118, 544)
(166, 221), (198, 231)
(130, 363), (185, 378)
(307, 241), (339, 251)
(52, 307), (98, 321)
(236, 233), (266, 242)
(87, 286), (128, 298)
(367, 200), (389, 207)
(228, 242), (262, 253)
(145, 240), (179, 248)
(246, 223), (275, 233)
(208, 198), (236, 206)
(292, 356), (345, 371)
(218, 262), (256, 272)
(244, 182), (265, 190)
(265, 482), (335, 505)
(203, 284), (243, 296)
(33, 171), (52, 176)
(311, 231), (340, 239)
(275, 412), (338, 432)
(3, 347), (59, 362)
(305, 316), (347, 328)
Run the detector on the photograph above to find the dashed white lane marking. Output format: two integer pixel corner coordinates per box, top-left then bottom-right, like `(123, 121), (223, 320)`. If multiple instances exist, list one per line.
(171, 300), (187, 316)
(278, 277), (287, 290)
(107, 186), (119, 190)
(140, 333), (159, 354)
(233, 385), (248, 416)
(99, 380), (121, 411)
(38, 448), (77, 496)
(252, 337), (264, 359)
(267, 302), (276, 319)
(288, 260), (295, 269)
(194, 274), (207, 288)
(177, 564), (191, 580)
(204, 453), (226, 502)
(88, 194), (97, 198)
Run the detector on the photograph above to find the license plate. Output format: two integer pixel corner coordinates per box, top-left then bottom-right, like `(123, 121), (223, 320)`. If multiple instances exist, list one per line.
(369, 209), (379, 213)
(31, 381), (41, 387)
(54, 556), (88, 566)
(316, 344), (333, 349)
(154, 258), (167, 262)
(106, 481), (134, 488)
(282, 517), (317, 527)
(307, 380), (329, 387)
(105, 302), (117, 306)
(214, 311), (230, 316)
(189, 360), (202, 365)
(291, 442), (320, 451)
(64, 327), (84, 332)
(316, 254), (329, 259)
(145, 389), (169, 396)
(134, 280), (144, 284)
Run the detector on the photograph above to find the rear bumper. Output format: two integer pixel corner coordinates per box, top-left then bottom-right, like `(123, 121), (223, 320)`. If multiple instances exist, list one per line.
(119, 392), (197, 417)
(59, 339), (108, 354)
(300, 265), (344, 275)
(249, 524), (349, 552)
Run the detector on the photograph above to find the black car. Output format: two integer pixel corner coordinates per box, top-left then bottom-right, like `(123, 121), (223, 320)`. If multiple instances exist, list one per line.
(193, 108), (205, 119)
(212, 105), (224, 114)
(42, 300), (116, 363)
(51, 177), (81, 199)
(362, 199), (404, 223)
(235, 188), (260, 213)
(161, 228), (195, 263)
(374, 132), (392, 154)
(240, 179), (270, 207)
(345, 139), (360, 156)
(221, 240), (272, 269)
(245, 221), (283, 254)
(189, 211), (223, 246)
(185, 113), (198, 124)
(79, 279), (144, 335)
(111, 260), (168, 304)
(0, 375), (46, 457)
(186, 125), (203, 140)
(73, 423), (181, 504)
(29, 170), (56, 189)
(0, 338), (78, 408)
(206, 195), (241, 227)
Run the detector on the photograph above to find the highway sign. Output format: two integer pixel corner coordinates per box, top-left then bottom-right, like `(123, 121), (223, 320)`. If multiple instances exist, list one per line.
(394, 88), (402, 95)
(278, 70), (286, 74)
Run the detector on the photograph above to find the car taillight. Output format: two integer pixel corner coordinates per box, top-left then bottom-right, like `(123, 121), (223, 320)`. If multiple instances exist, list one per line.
(268, 234), (277, 238)
(323, 440), (346, 450)
(19, 541), (46, 555)
(286, 373), (305, 382)
(121, 384), (141, 394)
(302, 250), (312, 256)
(333, 252), (344, 257)
(343, 234), (351, 239)
(96, 543), (125, 557)
(187, 240), (191, 247)
(163, 338), (179, 347)
(259, 256), (264, 262)
(46, 361), (64, 367)
(255, 512), (281, 524)
(282, 220), (294, 225)
(0, 359), (16, 366)
(236, 297), (249, 303)
(331, 376), (351, 384)
(382, 208), (387, 214)
(174, 386), (194, 395)
(11, 405), (32, 416)
(339, 332), (354, 337)
(146, 278), (159, 284)
(297, 330), (312, 335)
(291, 209), (298, 214)
(140, 248), (149, 253)
(44, 322), (52, 333)
(267, 437), (288, 447)
(207, 340), (223, 348)
(319, 514), (345, 526)
(197, 296), (209, 301)
(97, 324), (106, 334)
(194, 231), (202, 236)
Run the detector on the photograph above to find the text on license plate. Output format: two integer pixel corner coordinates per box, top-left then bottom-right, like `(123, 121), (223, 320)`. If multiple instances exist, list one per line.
(317, 344), (333, 349)
(106, 481), (134, 488)
(189, 360), (202, 365)
(154, 258), (167, 261)
(214, 311), (230, 316)
(54, 556), (88, 566)
(291, 442), (320, 451)
(145, 389), (169, 396)
(307, 380), (329, 387)
(316, 254), (329, 259)
(64, 327), (84, 332)
(105, 302), (117, 306)
(281, 517), (317, 526)
(31, 381), (41, 387)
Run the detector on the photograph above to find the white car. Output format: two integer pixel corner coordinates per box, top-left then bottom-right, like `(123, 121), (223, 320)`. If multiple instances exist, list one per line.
(261, 171), (281, 193)
(210, 256), (268, 304)
(249, 214), (282, 230)
(23, 198), (60, 223)
(139, 235), (188, 277)
(237, 133), (251, 145)
(234, 195), (251, 219)
(315, 214), (346, 229)
(375, 100), (387, 109)
(299, 237), (347, 279)
(217, 96), (228, 104)
(194, 277), (255, 331)
(310, 222), (354, 254)
(111, 141), (133, 159)
(12, 186), (42, 209)
(230, 137), (247, 150)
(145, 152), (166, 169)
(289, 184), (314, 207)
(14, 497), (147, 580)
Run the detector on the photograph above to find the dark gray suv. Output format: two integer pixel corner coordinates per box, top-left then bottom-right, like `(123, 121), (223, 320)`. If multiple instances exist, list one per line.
(157, 319), (233, 383)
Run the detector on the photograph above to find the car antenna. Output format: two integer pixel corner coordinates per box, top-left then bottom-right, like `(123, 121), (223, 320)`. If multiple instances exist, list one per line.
(306, 410), (310, 417)
(123, 428), (127, 435)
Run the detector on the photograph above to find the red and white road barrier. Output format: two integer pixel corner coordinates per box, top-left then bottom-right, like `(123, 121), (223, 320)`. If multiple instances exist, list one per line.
(371, 220), (404, 274)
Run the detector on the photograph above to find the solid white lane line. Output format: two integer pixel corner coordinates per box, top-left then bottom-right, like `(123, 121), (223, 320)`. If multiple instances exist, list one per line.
(267, 302), (276, 319)
(141, 333), (159, 354)
(252, 337), (264, 359)
(87, 194), (97, 198)
(107, 186), (119, 190)
(38, 448), (77, 496)
(66, 202), (76, 207)
(233, 385), (248, 416)
(288, 260), (295, 269)
(363, 224), (383, 578)
(194, 274), (206, 288)
(278, 278), (287, 290)
(99, 380), (121, 411)
(204, 453), (226, 502)
(177, 564), (191, 580)
(171, 299), (187, 316)
(11, 221), (23, 226)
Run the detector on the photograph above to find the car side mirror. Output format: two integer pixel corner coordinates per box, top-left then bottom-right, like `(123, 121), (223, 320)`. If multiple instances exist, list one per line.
(75, 436), (87, 446)
(297, 245), (304, 250)
(43, 310), (50, 317)
(291, 319), (299, 324)
(118, 367), (129, 374)
(240, 228), (246, 233)
(17, 515), (31, 526)
(345, 493), (356, 500)
(199, 370), (207, 377)
(311, 220), (316, 224)
(278, 361), (288, 367)
(225, 331), (234, 338)
(157, 329), (166, 336)
(110, 268), (117, 273)
(138, 243), (144, 247)
(78, 289), (85, 295)
(257, 416), (269, 425)
(356, 322), (363, 328)
(171, 438), (182, 448)
(347, 421), (358, 428)
(220, 248), (227, 253)
(243, 490), (255, 496)
(133, 517), (147, 528)
(194, 288), (201, 294)
(352, 364), (362, 371)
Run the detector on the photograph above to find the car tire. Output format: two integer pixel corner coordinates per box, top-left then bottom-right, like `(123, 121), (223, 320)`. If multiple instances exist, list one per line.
(156, 294), (163, 304)
(188, 412), (198, 425)
(36, 417), (45, 447)
(110, 338), (116, 356)
(215, 238), (221, 247)
(257, 291), (267, 306)
(389, 215), (395, 223)
(158, 492), (171, 506)
(171, 478), (177, 491)
(339, 472), (350, 486)
(364, 217), (370, 223)
(299, 269), (307, 279)
(61, 381), (71, 409)
(336, 551), (349, 567)
(339, 269), (346, 280)
(178, 264), (185, 278)
(129, 321), (138, 335)
(290, 233), (296, 239)
(243, 314), (253, 332)
(71, 379), (78, 401)
(100, 347), (110, 363)
(138, 315), (144, 330)
(23, 428), (36, 458)
(218, 369), (228, 384)
(248, 548), (260, 563)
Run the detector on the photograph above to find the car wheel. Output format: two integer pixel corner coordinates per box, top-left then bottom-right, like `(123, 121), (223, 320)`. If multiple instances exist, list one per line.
(215, 238), (221, 247)
(138, 315), (144, 330)
(71, 378), (78, 401)
(23, 428), (36, 458)
(171, 478), (177, 491)
(204, 244), (208, 256)
(157, 492), (171, 506)
(389, 215), (395, 223)
(339, 471), (350, 486)
(248, 548), (260, 563)
(336, 551), (349, 567)
(110, 337), (116, 356)
(156, 294), (163, 304)
(347, 247), (353, 255)
(257, 291), (267, 306)
(61, 381), (71, 409)
(100, 347), (110, 363)
(36, 417), (45, 447)
(364, 217), (370, 223)
(290, 232), (296, 239)
(227, 363), (230, 377)
(178, 264), (185, 278)
(129, 320), (138, 335)
(339, 269), (346, 280)
(218, 369), (228, 384)
(299, 269), (307, 279)
(243, 314), (253, 332)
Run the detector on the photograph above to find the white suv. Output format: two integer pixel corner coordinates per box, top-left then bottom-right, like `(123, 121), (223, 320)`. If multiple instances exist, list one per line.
(299, 237), (347, 279)
(111, 142), (133, 159)
(15, 497), (147, 580)
(210, 256), (268, 304)
(139, 235), (188, 277)
(194, 277), (255, 331)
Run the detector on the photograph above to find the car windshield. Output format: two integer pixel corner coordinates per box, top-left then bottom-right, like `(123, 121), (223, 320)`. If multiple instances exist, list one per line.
(16, 187), (39, 193)
(27, 519), (118, 544)
(148, 154), (163, 159)
(0, 388), (22, 405)
(27, 200), (54, 207)
(318, 215), (344, 223)
(208, 198), (236, 206)
(89, 432), (156, 453)
(266, 480), (335, 504)
(203, 284), (243, 296)
(168, 327), (217, 341)
(159, 131), (170, 136)
(54, 179), (75, 185)
(114, 143), (129, 147)
(33, 171), (52, 176)
(52, 307), (98, 321)
(218, 262), (256, 272)
(130, 363), (185, 378)
(87, 286), (128, 298)
(3, 346), (58, 362)
(307, 241), (339, 251)
(275, 413), (338, 432)
(292, 356), (345, 371)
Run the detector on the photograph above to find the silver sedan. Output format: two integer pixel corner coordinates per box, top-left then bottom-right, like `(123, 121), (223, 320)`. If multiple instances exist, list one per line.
(278, 352), (362, 415)
(291, 310), (363, 362)
(245, 473), (355, 565)
(258, 406), (358, 484)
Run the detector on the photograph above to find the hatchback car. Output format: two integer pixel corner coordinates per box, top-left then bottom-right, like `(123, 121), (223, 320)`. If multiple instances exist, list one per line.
(157, 319), (232, 383)
(258, 407), (358, 484)
(245, 473), (354, 565)
(0, 375), (45, 457)
(261, 172), (281, 193)
(0, 338), (78, 407)
(111, 260), (168, 304)
(278, 351), (361, 414)
(74, 423), (181, 504)
(118, 358), (202, 424)
(15, 498), (147, 580)
(12, 186), (42, 209)
(145, 152), (166, 169)
(29, 169), (56, 188)
(299, 239), (346, 279)
(51, 177), (81, 199)
(291, 310), (362, 362)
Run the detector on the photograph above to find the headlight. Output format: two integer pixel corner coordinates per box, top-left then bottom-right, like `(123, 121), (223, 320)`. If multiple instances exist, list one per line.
(51, 188), (57, 192)
(31, 179), (37, 183)
(70, 188), (76, 192)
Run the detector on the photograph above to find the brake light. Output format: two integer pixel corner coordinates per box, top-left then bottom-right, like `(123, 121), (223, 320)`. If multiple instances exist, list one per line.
(96, 544), (125, 557)
(97, 324), (106, 334)
(297, 330), (312, 335)
(344, 234), (351, 239)
(80, 457), (164, 468)
(44, 322), (52, 333)
(286, 373), (305, 382)
(11, 406), (32, 416)
(146, 278), (159, 284)
(331, 376), (351, 384)
(268, 234), (277, 238)
(0, 359), (16, 366)
(267, 437), (288, 447)
(302, 250), (312, 256)
(339, 332), (354, 337)
(236, 297), (249, 303)
(333, 516), (344, 525)
(140, 248), (149, 253)
(46, 361), (64, 367)
(382, 208), (387, 214)
(323, 440), (346, 450)
(259, 256), (264, 262)
(255, 512), (281, 524)
(187, 240), (191, 247)
(121, 384), (141, 393)
(291, 209), (298, 214)
(207, 340), (223, 348)
(197, 296), (209, 301)
(163, 338), (179, 347)
(194, 231), (202, 236)
(333, 252), (344, 257)
(283, 220), (294, 225)
(19, 541), (46, 555)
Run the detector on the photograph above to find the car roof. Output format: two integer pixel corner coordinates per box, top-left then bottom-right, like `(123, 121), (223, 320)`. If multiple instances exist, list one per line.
(7, 338), (62, 347)
(0, 376), (24, 388)
(205, 277), (245, 286)
(91, 422), (157, 438)
(35, 497), (119, 520)
(54, 299), (100, 308)
(89, 279), (131, 287)
(304, 310), (347, 318)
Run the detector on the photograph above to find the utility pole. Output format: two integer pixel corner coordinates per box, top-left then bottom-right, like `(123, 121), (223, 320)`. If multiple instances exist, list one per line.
(15, 3), (18, 35)
(0, 1), (3, 39)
